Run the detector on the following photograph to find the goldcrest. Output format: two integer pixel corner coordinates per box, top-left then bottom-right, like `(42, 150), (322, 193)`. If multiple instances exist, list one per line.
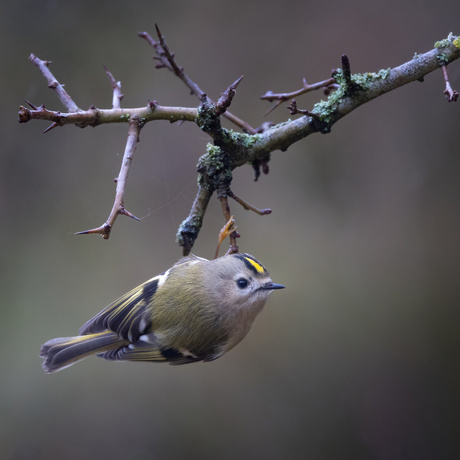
(40, 253), (284, 373)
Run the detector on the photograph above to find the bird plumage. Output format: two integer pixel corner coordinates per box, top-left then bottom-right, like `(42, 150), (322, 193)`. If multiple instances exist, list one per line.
(40, 253), (284, 373)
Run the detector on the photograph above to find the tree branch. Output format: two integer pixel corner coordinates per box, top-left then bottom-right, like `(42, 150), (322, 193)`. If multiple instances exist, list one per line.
(29, 53), (80, 113)
(103, 64), (124, 109)
(76, 116), (143, 239)
(248, 36), (460, 157)
(261, 77), (338, 115)
(176, 184), (213, 255)
(18, 32), (460, 252)
(441, 64), (459, 102)
(138, 25), (257, 134)
(18, 99), (197, 130)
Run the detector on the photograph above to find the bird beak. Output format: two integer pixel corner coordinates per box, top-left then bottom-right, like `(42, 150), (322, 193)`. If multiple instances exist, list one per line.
(261, 282), (285, 290)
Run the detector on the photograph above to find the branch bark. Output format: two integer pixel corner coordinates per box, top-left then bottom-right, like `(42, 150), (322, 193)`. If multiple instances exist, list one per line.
(76, 117), (143, 239)
(18, 32), (460, 252)
(138, 25), (257, 134)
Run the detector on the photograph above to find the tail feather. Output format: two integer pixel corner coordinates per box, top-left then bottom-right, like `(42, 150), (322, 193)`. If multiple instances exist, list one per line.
(40, 331), (126, 373)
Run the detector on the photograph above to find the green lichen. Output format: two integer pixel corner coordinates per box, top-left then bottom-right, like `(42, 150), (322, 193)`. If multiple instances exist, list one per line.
(205, 143), (225, 166)
(197, 143), (232, 191)
(196, 99), (220, 133)
(312, 67), (391, 125)
(434, 32), (460, 48)
(351, 68), (391, 89)
(176, 215), (203, 251)
(312, 70), (346, 124)
(435, 33), (455, 49)
(313, 99), (339, 125)
(228, 130), (261, 148)
(454, 37), (460, 49)
(436, 53), (450, 65)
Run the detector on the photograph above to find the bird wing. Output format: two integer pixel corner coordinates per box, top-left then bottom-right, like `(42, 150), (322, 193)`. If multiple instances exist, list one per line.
(97, 339), (203, 365)
(78, 275), (161, 342)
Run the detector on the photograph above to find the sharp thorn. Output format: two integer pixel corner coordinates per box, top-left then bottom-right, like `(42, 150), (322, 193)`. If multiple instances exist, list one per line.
(43, 122), (59, 134)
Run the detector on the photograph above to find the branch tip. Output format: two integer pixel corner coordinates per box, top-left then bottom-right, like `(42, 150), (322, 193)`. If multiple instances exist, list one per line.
(228, 191), (272, 216)
(341, 54), (352, 83)
(215, 75), (244, 116)
(75, 223), (111, 240)
(441, 65), (459, 102)
(141, 25), (255, 133)
(29, 52), (80, 113)
(120, 208), (141, 221)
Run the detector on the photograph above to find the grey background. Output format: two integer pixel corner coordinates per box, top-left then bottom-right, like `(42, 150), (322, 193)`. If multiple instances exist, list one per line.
(1, 1), (460, 459)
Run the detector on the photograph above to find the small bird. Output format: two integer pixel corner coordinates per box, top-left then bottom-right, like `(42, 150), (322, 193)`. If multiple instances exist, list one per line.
(40, 253), (284, 373)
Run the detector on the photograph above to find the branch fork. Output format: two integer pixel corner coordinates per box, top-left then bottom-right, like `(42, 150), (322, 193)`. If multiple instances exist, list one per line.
(76, 117), (143, 239)
(19, 30), (460, 254)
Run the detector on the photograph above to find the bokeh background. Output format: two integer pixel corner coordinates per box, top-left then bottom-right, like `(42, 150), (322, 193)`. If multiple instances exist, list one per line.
(1, 1), (459, 459)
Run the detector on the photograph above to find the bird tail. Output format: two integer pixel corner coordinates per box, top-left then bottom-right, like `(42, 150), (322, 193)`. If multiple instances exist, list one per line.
(40, 331), (124, 373)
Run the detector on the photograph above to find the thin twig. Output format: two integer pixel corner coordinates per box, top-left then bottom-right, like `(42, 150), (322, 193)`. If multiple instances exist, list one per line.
(286, 99), (321, 118)
(261, 77), (338, 115)
(103, 65), (124, 109)
(441, 65), (459, 102)
(228, 190), (272, 216)
(138, 26), (257, 134)
(75, 117), (142, 239)
(29, 54), (80, 113)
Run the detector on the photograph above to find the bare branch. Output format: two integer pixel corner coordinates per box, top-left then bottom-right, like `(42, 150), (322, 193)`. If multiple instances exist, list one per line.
(138, 26), (257, 134)
(441, 65), (459, 102)
(286, 99), (321, 118)
(228, 191), (272, 216)
(29, 54), (80, 113)
(261, 77), (338, 115)
(18, 102), (197, 128)
(76, 117), (143, 239)
(215, 76), (244, 116)
(103, 65), (124, 108)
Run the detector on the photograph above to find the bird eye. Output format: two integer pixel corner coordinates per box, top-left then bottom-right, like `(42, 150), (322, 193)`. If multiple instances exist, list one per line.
(236, 278), (249, 289)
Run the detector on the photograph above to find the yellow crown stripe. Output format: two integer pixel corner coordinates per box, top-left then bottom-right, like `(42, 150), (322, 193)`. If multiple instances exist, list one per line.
(244, 257), (265, 274)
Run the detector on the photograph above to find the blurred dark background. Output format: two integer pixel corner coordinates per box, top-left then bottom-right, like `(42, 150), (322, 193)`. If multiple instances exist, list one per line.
(1, 1), (460, 459)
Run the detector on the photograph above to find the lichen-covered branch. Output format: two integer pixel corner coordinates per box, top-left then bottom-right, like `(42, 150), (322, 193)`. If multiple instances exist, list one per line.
(174, 34), (459, 254)
(176, 184), (213, 255)
(249, 35), (460, 157)
(18, 32), (460, 253)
